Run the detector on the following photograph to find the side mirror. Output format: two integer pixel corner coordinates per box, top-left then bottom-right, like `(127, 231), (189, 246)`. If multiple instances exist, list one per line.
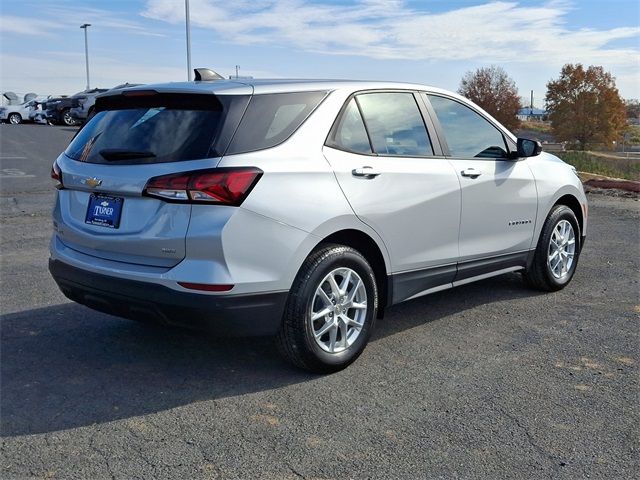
(517, 138), (542, 157)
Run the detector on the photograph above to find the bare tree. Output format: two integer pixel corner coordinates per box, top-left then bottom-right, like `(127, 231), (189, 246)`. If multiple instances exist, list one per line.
(458, 66), (521, 131)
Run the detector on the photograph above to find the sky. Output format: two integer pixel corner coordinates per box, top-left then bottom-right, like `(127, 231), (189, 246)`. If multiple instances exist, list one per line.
(1, 0), (638, 105)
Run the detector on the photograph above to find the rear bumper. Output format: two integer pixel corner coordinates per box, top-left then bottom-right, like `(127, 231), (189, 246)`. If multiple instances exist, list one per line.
(49, 259), (288, 336)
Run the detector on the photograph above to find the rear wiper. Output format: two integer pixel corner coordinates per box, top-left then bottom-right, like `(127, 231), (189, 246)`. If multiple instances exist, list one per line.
(99, 149), (156, 161)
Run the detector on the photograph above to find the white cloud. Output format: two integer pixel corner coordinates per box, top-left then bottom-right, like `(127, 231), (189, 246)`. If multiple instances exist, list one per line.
(141, 0), (639, 70)
(0, 15), (59, 36)
(0, 7), (164, 38)
(0, 53), (184, 96)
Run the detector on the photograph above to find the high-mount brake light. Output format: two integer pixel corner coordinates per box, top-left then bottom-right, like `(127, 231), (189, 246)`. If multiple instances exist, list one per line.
(51, 160), (63, 188)
(121, 90), (158, 97)
(143, 167), (263, 206)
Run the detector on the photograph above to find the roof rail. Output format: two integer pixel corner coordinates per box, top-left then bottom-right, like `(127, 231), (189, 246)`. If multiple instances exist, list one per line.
(194, 68), (224, 81)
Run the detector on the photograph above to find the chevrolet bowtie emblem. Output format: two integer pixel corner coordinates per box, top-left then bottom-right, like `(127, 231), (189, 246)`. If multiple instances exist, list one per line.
(83, 177), (102, 188)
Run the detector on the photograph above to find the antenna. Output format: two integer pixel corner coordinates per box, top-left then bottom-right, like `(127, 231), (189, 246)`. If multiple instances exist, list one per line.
(193, 68), (224, 81)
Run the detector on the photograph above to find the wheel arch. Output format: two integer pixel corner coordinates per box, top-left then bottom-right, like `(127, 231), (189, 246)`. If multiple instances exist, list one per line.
(315, 229), (390, 317)
(553, 194), (584, 239)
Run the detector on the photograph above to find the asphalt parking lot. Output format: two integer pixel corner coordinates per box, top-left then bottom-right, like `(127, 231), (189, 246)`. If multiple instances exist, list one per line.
(1, 124), (638, 479)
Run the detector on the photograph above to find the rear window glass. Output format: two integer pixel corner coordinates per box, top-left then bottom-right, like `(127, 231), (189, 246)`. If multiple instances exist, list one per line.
(325, 98), (372, 154)
(227, 91), (328, 154)
(65, 93), (248, 164)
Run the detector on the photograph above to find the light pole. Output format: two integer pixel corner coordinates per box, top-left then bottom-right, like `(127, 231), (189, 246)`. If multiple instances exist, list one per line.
(185, 0), (192, 81)
(80, 23), (91, 90)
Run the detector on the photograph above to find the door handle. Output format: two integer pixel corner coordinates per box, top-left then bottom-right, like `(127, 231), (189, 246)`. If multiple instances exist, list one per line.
(461, 168), (482, 178)
(352, 166), (381, 178)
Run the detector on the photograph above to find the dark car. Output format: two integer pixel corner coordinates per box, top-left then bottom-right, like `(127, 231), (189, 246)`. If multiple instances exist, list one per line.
(70, 84), (139, 124)
(45, 89), (107, 126)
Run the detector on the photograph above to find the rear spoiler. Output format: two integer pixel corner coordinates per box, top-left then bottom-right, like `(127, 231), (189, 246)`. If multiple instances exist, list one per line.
(94, 91), (223, 112)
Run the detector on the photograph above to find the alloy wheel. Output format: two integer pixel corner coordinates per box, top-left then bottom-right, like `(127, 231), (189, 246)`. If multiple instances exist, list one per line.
(310, 267), (367, 353)
(63, 111), (75, 126)
(547, 219), (576, 279)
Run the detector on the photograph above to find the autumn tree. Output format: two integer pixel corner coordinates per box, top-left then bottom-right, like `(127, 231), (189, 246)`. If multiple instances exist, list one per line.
(458, 66), (521, 131)
(545, 64), (627, 149)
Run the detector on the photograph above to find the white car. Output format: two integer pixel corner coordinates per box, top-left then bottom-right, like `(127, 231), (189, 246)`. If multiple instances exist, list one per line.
(0, 100), (34, 125)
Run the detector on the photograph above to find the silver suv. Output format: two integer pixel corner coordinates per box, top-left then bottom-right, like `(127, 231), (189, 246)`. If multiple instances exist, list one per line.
(49, 74), (587, 372)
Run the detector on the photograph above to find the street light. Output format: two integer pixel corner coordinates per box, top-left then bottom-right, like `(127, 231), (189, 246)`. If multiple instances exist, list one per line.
(80, 23), (91, 90)
(185, 0), (191, 81)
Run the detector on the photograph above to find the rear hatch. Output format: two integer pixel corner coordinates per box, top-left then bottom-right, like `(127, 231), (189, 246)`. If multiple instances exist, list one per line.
(54, 89), (251, 267)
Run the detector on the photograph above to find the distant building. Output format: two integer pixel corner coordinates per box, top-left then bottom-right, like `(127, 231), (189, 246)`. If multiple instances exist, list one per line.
(517, 107), (547, 121)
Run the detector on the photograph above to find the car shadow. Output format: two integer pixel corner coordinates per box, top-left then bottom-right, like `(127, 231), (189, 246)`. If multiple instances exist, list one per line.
(1, 273), (541, 437)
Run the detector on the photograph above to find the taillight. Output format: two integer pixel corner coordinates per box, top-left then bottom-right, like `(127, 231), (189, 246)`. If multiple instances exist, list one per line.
(143, 167), (262, 205)
(51, 160), (63, 188)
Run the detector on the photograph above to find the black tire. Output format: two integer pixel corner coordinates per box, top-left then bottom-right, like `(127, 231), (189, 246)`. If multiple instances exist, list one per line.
(62, 109), (75, 126)
(8, 113), (22, 125)
(277, 244), (378, 373)
(523, 205), (581, 291)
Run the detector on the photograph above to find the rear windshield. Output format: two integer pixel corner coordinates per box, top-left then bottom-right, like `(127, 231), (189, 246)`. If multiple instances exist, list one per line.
(65, 90), (327, 163)
(65, 93), (249, 164)
(227, 91), (328, 154)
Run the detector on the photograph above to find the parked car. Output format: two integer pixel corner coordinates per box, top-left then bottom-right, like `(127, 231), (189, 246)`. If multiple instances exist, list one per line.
(28, 100), (49, 125)
(0, 92), (38, 124)
(48, 75), (587, 373)
(45, 89), (105, 126)
(70, 86), (128, 124)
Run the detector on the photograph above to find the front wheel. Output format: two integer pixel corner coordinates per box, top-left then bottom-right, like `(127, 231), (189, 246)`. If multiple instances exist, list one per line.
(523, 205), (581, 291)
(277, 244), (378, 373)
(62, 109), (75, 126)
(8, 113), (21, 125)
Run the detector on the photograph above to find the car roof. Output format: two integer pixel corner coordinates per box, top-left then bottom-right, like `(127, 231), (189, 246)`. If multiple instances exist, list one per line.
(116, 78), (458, 97)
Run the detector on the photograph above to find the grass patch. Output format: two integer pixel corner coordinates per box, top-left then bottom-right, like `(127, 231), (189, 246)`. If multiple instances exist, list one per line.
(520, 120), (552, 133)
(557, 151), (640, 181)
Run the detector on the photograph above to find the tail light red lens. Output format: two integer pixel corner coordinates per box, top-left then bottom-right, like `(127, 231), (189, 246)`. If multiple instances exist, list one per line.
(51, 160), (63, 188)
(143, 167), (262, 205)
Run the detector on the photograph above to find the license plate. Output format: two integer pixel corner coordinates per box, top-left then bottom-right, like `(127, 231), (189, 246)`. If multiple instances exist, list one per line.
(85, 194), (123, 229)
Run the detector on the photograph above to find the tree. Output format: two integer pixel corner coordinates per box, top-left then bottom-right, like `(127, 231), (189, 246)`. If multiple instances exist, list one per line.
(545, 64), (627, 149)
(458, 66), (521, 131)
(624, 99), (639, 121)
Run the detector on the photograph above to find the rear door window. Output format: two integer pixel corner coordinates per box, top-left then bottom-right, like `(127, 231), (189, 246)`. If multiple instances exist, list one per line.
(227, 91), (328, 154)
(65, 93), (249, 164)
(356, 92), (433, 156)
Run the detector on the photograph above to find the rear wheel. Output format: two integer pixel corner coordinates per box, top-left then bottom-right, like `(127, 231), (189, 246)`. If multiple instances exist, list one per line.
(277, 244), (378, 373)
(523, 205), (581, 291)
(8, 113), (21, 125)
